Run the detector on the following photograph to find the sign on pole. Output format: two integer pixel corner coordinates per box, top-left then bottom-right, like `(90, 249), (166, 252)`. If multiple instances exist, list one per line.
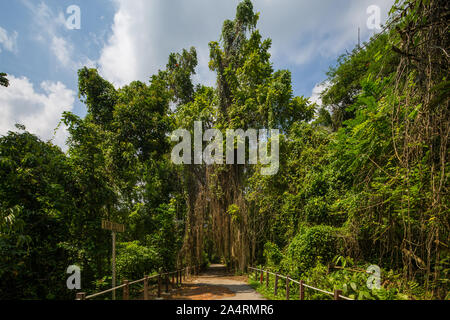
(102, 220), (125, 300)
(102, 219), (125, 233)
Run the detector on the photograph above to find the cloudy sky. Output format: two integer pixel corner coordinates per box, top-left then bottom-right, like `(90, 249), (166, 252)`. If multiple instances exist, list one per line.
(0, 0), (394, 149)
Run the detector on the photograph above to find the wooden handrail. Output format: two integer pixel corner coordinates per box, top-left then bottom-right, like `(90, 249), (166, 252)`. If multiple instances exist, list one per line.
(248, 266), (354, 301)
(76, 265), (201, 300)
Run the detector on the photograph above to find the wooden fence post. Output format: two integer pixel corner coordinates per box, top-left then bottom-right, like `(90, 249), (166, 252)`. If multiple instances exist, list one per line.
(274, 273), (278, 296)
(76, 292), (86, 300)
(334, 289), (342, 300)
(255, 269), (258, 281)
(165, 274), (169, 293)
(299, 280), (305, 300)
(286, 276), (290, 300)
(266, 270), (269, 288)
(144, 275), (149, 300)
(122, 280), (129, 300)
(158, 274), (162, 297)
(260, 270), (263, 284)
(172, 272), (175, 288)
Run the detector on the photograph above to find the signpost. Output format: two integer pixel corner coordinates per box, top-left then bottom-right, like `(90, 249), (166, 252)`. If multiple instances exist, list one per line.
(102, 219), (125, 300)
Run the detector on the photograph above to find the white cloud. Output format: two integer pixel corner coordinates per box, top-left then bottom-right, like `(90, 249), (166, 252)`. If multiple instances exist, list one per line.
(0, 26), (18, 53)
(99, 0), (236, 87)
(310, 81), (330, 106)
(254, 0), (394, 66)
(98, 0), (394, 88)
(21, 0), (91, 70)
(51, 36), (72, 68)
(0, 75), (75, 150)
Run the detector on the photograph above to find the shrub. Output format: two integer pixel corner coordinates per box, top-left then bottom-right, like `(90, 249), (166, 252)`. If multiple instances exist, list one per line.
(116, 241), (160, 281)
(263, 242), (283, 268)
(282, 225), (338, 277)
(303, 196), (329, 224)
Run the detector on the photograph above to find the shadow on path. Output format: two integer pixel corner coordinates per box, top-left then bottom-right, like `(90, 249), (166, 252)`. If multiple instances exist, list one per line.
(159, 264), (266, 300)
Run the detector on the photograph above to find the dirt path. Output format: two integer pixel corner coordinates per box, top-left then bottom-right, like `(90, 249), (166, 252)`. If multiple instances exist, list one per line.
(160, 264), (266, 300)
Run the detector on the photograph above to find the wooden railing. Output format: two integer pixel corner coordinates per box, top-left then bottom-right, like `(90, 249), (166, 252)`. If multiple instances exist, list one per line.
(76, 265), (202, 300)
(248, 266), (354, 301)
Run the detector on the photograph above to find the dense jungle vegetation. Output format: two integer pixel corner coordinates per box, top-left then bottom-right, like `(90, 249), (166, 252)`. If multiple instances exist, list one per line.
(0, 0), (448, 300)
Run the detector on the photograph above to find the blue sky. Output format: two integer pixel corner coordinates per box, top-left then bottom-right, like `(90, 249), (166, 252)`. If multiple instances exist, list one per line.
(0, 0), (394, 149)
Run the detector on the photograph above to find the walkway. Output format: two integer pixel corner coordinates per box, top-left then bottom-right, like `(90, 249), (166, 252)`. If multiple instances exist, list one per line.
(160, 264), (265, 300)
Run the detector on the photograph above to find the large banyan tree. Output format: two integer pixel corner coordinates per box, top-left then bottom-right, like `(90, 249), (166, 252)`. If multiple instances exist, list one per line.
(173, 0), (314, 270)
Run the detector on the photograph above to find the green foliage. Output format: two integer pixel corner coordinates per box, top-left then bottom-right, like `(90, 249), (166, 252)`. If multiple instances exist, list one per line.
(0, 72), (9, 87)
(263, 242), (283, 267)
(321, 33), (398, 130)
(247, 0), (448, 299)
(282, 225), (338, 277)
(0, 130), (75, 299)
(147, 200), (181, 271)
(165, 47), (198, 104)
(227, 204), (240, 223)
(301, 260), (409, 300)
(1, 0), (447, 300)
(78, 67), (118, 128)
(116, 241), (160, 282)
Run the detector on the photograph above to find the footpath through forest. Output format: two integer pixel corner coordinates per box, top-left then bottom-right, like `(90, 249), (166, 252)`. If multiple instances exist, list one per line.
(154, 264), (265, 300)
